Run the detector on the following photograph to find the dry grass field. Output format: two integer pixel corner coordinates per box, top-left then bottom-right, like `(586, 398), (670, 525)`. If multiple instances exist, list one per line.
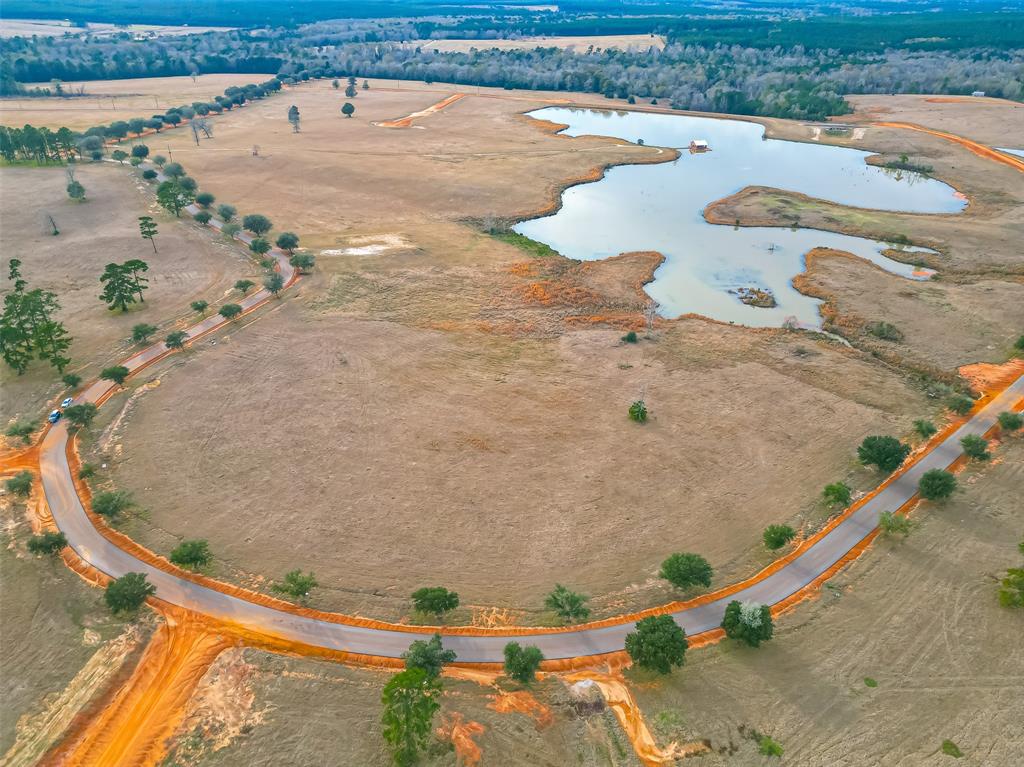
(0, 19), (231, 39)
(0, 74), (271, 130)
(409, 34), (665, 53)
(0, 162), (251, 424)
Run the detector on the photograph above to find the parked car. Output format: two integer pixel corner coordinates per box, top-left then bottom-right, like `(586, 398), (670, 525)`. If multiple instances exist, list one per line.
(47, 410), (62, 424)
(61, 397), (74, 409)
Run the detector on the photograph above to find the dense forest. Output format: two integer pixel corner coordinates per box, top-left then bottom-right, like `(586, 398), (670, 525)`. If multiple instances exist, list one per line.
(1, 5), (1022, 121)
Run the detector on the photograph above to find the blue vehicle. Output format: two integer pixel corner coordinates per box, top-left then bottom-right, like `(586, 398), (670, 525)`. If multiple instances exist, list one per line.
(47, 409), (62, 424)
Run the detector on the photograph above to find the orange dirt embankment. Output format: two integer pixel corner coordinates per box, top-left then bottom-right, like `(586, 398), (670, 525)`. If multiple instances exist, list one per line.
(873, 121), (1024, 174)
(565, 671), (711, 766)
(375, 93), (467, 128)
(43, 607), (234, 767)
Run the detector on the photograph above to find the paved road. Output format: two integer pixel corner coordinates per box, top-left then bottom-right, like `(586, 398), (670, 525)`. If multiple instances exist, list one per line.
(37, 167), (1024, 662)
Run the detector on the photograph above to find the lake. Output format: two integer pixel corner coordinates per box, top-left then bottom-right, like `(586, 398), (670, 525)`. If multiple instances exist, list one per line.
(514, 107), (966, 327)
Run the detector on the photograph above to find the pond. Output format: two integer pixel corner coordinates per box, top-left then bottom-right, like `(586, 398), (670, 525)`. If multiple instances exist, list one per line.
(513, 107), (967, 328)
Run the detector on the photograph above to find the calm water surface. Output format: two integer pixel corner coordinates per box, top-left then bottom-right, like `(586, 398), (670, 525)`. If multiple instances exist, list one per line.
(514, 107), (966, 327)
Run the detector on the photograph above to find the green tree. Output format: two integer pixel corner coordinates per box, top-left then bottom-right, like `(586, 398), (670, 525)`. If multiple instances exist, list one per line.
(381, 668), (442, 767)
(234, 279), (255, 295)
(628, 399), (648, 423)
(222, 222), (241, 238)
(913, 419), (937, 440)
(242, 214), (273, 236)
(156, 180), (194, 217)
(131, 143), (149, 159)
(264, 273), (285, 296)
(762, 524), (796, 550)
(947, 394), (974, 415)
(92, 489), (133, 517)
(660, 552), (712, 590)
(67, 179), (86, 201)
(822, 481), (851, 507)
(162, 161), (185, 178)
(276, 232), (300, 253)
(341, 102), (355, 118)
(857, 435), (910, 473)
(138, 215), (158, 252)
(170, 539), (212, 570)
(219, 303), (243, 321)
(960, 434), (990, 460)
(216, 204), (236, 222)
(998, 565), (1024, 608)
(100, 365), (130, 386)
(997, 411), (1022, 432)
(63, 403), (98, 429)
(111, 149), (128, 164)
(105, 572), (155, 614)
(624, 614), (688, 674)
(131, 323), (158, 344)
(289, 253), (315, 273)
(190, 300), (209, 316)
(503, 642), (543, 684)
(878, 510), (914, 536)
(99, 263), (137, 311)
(5, 470), (33, 497)
(402, 633), (456, 679)
(152, 154), (167, 167)
(271, 569), (317, 601)
(165, 330), (189, 350)
(721, 600), (774, 647)
(918, 469), (956, 500)
(249, 238), (271, 256)
(63, 373), (82, 389)
(5, 421), (35, 444)
(544, 583), (590, 623)
(27, 531), (67, 555)
(411, 587), (459, 617)
(142, 169), (158, 181)
(194, 211), (212, 226)
(195, 192), (215, 208)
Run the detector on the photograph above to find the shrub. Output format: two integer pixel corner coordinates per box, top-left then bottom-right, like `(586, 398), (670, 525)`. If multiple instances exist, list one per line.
(27, 531), (67, 555)
(918, 469), (956, 500)
(857, 436), (910, 473)
(947, 394), (974, 415)
(5, 470), (33, 497)
(271, 569), (317, 600)
(762, 524), (796, 550)
(941, 740), (963, 758)
(222, 222), (241, 238)
(998, 566), (1023, 608)
(170, 539), (212, 569)
(63, 403), (98, 429)
(78, 463), (97, 480)
(624, 615), (688, 674)
(628, 400), (648, 423)
(411, 587), (459, 617)
(864, 677), (878, 687)
(216, 203), (236, 222)
(721, 600), (773, 647)
(503, 642), (543, 684)
(822, 481), (851, 507)
(866, 321), (903, 342)
(193, 211), (212, 225)
(913, 419), (937, 440)
(544, 584), (590, 623)
(660, 552), (713, 590)
(63, 373), (82, 389)
(878, 510), (913, 536)
(758, 735), (784, 757)
(622, 330), (638, 343)
(142, 169), (158, 180)
(289, 253), (315, 273)
(403, 633), (456, 678)
(1015, 335), (1024, 353)
(190, 300), (209, 315)
(234, 279), (255, 295)
(105, 572), (155, 614)
(195, 192), (215, 208)
(92, 489), (133, 517)
(5, 421), (35, 444)
(165, 331), (189, 350)
(249, 238), (271, 256)
(997, 411), (1022, 431)
(959, 434), (990, 460)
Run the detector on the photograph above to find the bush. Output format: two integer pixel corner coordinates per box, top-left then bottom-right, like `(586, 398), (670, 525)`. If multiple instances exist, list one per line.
(1015, 335), (1024, 353)
(92, 489), (133, 517)
(190, 300), (209, 315)
(857, 436), (910, 473)
(249, 238), (271, 256)
(878, 510), (914, 536)
(544, 584), (590, 623)
(217, 203), (236, 222)
(822, 481), (851, 507)
(998, 566), (1024, 608)
(997, 411), (1022, 431)
(5, 470), (34, 497)
(63, 373), (82, 389)
(762, 524), (796, 550)
(758, 735), (784, 757)
(866, 321), (903, 342)
(503, 642), (543, 684)
(947, 394), (974, 415)
(219, 303), (243, 320)
(195, 192), (215, 208)
(660, 552), (713, 590)
(628, 400), (648, 423)
(918, 469), (956, 500)
(105, 572), (155, 614)
(165, 330), (189, 350)
(194, 211), (212, 225)
(940, 740), (963, 758)
(913, 419), (937, 440)
(271, 569), (318, 600)
(624, 615), (688, 674)
(403, 633), (456, 678)
(27, 531), (67, 555)
(234, 279), (255, 295)
(721, 600), (773, 647)
(959, 434), (990, 460)
(142, 169), (158, 180)
(78, 463), (97, 479)
(622, 330), (638, 343)
(5, 421), (35, 444)
(63, 403), (98, 429)
(170, 539), (212, 569)
(222, 222), (241, 238)
(411, 587), (459, 617)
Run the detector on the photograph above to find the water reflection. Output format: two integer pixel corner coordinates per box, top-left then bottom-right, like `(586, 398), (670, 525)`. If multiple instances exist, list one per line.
(514, 107), (965, 328)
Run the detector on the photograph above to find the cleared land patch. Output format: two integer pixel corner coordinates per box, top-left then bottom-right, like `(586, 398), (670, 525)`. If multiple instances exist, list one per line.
(408, 33), (665, 53)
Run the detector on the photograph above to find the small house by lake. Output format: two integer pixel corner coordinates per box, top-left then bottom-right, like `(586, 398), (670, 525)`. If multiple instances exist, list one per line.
(689, 139), (710, 152)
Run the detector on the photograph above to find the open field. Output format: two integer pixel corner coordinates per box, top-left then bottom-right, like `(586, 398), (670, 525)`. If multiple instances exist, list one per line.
(845, 93), (1024, 147)
(0, 74), (272, 130)
(0, 18), (232, 38)
(409, 34), (665, 53)
(0, 162), (251, 424)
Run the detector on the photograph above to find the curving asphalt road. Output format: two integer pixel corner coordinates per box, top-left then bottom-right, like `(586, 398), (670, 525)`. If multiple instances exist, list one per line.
(35, 167), (1024, 663)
